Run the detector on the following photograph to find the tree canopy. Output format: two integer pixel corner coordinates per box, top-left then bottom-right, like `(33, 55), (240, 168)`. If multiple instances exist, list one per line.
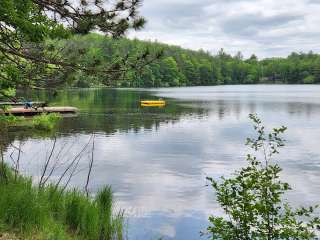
(0, 0), (153, 98)
(55, 35), (320, 88)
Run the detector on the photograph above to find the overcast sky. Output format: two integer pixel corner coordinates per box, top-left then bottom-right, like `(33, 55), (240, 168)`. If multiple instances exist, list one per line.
(128, 0), (320, 59)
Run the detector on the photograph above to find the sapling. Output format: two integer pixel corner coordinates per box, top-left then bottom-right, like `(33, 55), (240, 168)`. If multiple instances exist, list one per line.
(206, 114), (320, 240)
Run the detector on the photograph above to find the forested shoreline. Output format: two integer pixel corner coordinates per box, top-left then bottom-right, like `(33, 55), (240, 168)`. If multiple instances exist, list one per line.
(57, 34), (320, 88)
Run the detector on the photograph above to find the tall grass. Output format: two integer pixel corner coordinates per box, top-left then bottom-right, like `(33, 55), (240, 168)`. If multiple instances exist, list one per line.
(0, 166), (124, 239)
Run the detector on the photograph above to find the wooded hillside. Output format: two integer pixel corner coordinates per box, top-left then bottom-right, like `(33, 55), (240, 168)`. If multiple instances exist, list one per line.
(58, 34), (320, 88)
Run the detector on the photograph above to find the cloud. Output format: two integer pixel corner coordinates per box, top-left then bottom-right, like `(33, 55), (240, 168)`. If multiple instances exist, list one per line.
(220, 13), (304, 37)
(129, 0), (320, 58)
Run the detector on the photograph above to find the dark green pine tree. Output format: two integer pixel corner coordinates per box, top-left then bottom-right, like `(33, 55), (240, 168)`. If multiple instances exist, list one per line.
(0, 0), (155, 98)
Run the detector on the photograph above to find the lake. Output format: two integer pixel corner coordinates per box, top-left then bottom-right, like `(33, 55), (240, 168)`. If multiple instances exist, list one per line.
(4, 85), (320, 240)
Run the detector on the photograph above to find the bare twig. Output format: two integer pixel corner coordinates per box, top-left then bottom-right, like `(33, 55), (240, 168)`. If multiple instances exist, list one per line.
(14, 142), (22, 181)
(39, 137), (57, 188)
(41, 141), (70, 186)
(85, 133), (95, 197)
(54, 135), (93, 192)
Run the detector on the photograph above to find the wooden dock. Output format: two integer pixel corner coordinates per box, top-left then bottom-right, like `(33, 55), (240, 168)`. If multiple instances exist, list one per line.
(0, 107), (79, 116)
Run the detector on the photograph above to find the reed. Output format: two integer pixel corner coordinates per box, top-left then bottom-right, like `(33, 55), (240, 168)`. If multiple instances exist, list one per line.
(0, 165), (124, 240)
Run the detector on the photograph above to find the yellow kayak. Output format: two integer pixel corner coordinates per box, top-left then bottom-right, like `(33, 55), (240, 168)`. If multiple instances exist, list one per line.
(141, 100), (166, 107)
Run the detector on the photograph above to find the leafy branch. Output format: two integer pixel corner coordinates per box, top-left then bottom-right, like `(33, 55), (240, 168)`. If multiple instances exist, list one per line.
(206, 114), (320, 240)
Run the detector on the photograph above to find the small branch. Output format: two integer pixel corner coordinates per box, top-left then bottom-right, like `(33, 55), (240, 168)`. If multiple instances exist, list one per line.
(85, 133), (95, 197)
(39, 137), (57, 188)
(14, 142), (22, 181)
(54, 135), (93, 191)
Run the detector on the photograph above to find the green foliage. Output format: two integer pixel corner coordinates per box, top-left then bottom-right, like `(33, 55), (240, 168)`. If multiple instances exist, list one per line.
(303, 75), (315, 84)
(57, 35), (320, 88)
(0, 114), (24, 125)
(206, 114), (320, 240)
(0, 0), (69, 98)
(0, 0), (149, 99)
(0, 167), (124, 240)
(32, 113), (62, 130)
(96, 187), (124, 240)
(0, 88), (16, 99)
(0, 113), (61, 133)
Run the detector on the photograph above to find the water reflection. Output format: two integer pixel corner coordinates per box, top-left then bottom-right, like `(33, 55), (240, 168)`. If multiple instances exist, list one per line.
(4, 85), (320, 240)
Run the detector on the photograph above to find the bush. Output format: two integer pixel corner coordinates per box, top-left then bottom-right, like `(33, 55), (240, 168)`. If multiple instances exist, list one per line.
(32, 113), (62, 130)
(1, 113), (61, 130)
(0, 114), (24, 125)
(303, 75), (315, 84)
(206, 114), (320, 239)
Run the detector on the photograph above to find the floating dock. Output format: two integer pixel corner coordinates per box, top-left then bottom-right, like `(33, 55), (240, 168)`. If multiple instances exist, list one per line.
(140, 100), (166, 107)
(0, 107), (79, 116)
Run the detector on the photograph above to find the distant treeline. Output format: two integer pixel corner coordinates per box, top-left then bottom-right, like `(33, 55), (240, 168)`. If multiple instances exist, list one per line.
(58, 34), (320, 88)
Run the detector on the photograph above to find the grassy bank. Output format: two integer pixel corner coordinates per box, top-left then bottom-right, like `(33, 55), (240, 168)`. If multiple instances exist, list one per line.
(0, 165), (124, 240)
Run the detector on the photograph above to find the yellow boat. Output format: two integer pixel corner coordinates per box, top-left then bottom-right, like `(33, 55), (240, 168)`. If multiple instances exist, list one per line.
(140, 100), (166, 107)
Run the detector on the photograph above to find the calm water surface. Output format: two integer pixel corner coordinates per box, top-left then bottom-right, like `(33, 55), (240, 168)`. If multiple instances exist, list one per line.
(4, 85), (320, 240)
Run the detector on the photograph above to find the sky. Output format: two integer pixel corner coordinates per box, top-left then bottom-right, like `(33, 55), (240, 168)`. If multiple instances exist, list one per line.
(129, 0), (320, 59)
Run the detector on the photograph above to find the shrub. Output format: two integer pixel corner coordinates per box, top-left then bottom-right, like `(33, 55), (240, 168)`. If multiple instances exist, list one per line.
(0, 114), (24, 125)
(303, 75), (315, 84)
(206, 114), (320, 239)
(32, 113), (62, 130)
